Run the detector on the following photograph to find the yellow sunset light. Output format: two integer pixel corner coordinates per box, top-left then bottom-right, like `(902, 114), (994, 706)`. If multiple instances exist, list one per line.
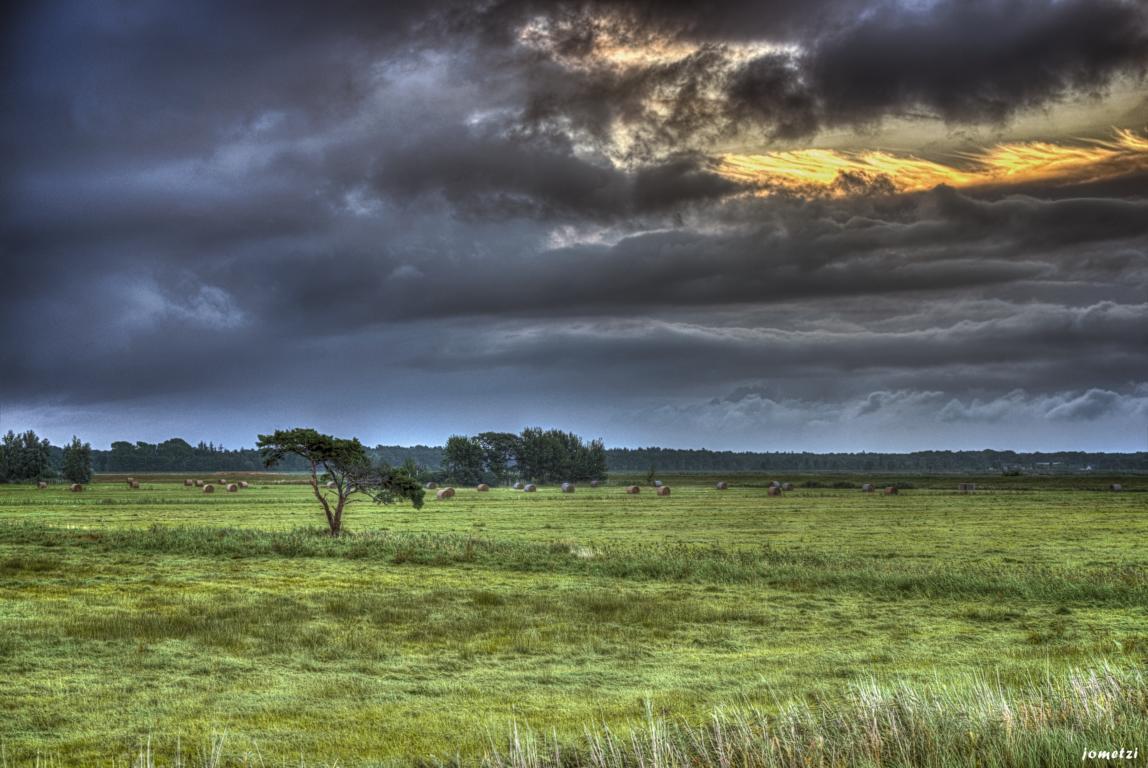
(718, 129), (1148, 197)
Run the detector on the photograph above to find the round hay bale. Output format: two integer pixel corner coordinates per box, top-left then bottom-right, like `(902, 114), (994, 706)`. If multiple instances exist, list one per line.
(70, 483), (83, 492)
(861, 483), (875, 492)
(512, 482), (524, 490)
(884, 486), (898, 495)
(37, 481), (48, 490)
(227, 483), (238, 492)
(219, 479), (227, 485)
(590, 479), (601, 488)
(126, 477), (136, 486)
(425, 481), (438, 490)
(325, 481), (336, 489)
(767, 486), (782, 497)
(715, 481), (729, 490)
(656, 486), (671, 496)
(769, 480), (781, 489)
(625, 485), (641, 494)
(781, 482), (794, 491)
(476, 483), (491, 491)
(129, 480), (140, 489)
(238, 481), (249, 488)
(958, 483), (976, 493)
(1110, 483), (1123, 492)
(436, 487), (455, 500)
(194, 479), (203, 487)
(203, 484), (215, 494)
(523, 483), (537, 493)
(561, 482), (575, 493)
(184, 479), (194, 487)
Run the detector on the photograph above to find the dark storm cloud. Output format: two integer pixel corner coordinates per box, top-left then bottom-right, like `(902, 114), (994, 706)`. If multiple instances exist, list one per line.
(802, 0), (1148, 128)
(454, 0), (1148, 147)
(371, 126), (740, 219)
(3, 0), (1147, 450)
(221, 187), (1147, 328)
(403, 301), (1148, 389)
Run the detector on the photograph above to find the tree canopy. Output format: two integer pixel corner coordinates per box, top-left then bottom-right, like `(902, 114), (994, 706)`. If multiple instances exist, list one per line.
(61, 436), (93, 484)
(441, 427), (608, 484)
(0, 430), (52, 483)
(257, 427), (424, 535)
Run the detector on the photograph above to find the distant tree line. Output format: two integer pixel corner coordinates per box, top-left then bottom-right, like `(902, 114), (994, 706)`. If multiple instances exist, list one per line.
(443, 428), (609, 485)
(86, 439), (443, 474)
(604, 448), (1148, 473)
(1, 429), (1146, 481)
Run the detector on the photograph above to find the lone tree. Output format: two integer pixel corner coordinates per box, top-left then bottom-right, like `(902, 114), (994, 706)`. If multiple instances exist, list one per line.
(257, 427), (424, 535)
(61, 436), (92, 484)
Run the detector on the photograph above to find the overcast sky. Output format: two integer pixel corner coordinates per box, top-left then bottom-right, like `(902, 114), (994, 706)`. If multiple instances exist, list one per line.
(3, 0), (1148, 451)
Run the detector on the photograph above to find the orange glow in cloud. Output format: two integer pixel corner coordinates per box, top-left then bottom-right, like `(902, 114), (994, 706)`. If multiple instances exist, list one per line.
(718, 129), (1148, 196)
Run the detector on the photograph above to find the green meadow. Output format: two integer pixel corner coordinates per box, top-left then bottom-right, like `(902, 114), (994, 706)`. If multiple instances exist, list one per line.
(1, 475), (1145, 766)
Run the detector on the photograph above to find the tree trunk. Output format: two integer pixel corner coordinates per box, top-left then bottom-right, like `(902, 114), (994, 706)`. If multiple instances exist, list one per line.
(332, 494), (346, 536)
(307, 460), (336, 534)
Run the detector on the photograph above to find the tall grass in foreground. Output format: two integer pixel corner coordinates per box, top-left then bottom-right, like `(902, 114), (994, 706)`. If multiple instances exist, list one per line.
(488, 665), (1147, 768)
(2, 666), (1143, 767)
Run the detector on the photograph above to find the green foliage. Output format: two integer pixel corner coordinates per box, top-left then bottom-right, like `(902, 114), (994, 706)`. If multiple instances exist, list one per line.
(0, 429), (52, 483)
(444, 434), (486, 485)
(514, 427), (607, 483)
(60, 435), (93, 484)
(476, 431), (521, 485)
(256, 427), (423, 534)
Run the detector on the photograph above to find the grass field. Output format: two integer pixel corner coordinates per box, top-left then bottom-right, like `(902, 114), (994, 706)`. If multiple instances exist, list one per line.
(1, 474), (1145, 766)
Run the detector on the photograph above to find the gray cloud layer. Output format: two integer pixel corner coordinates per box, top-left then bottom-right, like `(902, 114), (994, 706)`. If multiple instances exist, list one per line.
(3, 0), (1147, 449)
